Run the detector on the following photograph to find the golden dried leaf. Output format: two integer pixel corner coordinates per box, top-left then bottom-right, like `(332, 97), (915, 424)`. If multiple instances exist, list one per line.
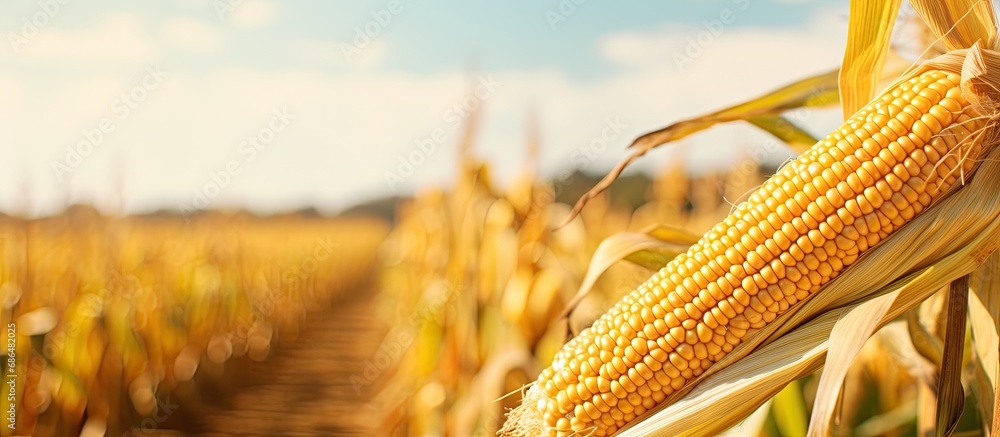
(909, 0), (998, 52)
(969, 253), (1000, 432)
(560, 68), (841, 227)
(556, 225), (696, 320)
(839, 0), (903, 118)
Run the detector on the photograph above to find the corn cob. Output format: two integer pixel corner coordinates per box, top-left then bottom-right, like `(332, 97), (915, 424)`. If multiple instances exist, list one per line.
(501, 69), (989, 436)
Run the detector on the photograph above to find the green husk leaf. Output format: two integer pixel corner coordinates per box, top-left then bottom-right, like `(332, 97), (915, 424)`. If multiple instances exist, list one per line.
(773, 380), (809, 437)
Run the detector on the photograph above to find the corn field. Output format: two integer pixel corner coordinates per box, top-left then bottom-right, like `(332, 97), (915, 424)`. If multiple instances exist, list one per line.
(11, 0), (1000, 436)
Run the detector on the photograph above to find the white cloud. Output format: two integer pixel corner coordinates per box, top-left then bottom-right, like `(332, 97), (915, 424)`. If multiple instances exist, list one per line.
(595, 15), (847, 112)
(291, 38), (389, 68)
(1, 13), (158, 62)
(229, 1), (277, 29)
(591, 16), (848, 173)
(162, 17), (226, 53)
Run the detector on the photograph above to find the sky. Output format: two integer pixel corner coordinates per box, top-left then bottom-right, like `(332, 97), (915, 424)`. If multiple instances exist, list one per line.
(0, 0), (851, 216)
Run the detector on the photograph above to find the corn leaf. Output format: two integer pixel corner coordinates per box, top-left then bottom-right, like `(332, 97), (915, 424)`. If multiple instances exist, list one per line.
(556, 225), (697, 320)
(746, 115), (820, 151)
(559, 68), (840, 227)
(854, 396), (918, 436)
(936, 276), (970, 436)
(970, 253), (1000, 434)
(908, 308), (945, 368)
(623, 225), (703, 270)
(908, 0), (998, 52)
(450, 348), (535, 437)
(627, 68), (839, 150)
(807, 291), (899, 437)
(839, 0), (902, 119)
(994, 388), (1000, 437)
(623, 249), (684, 272)
(641, 223), (704, 246)
(773, 380), (809, 437)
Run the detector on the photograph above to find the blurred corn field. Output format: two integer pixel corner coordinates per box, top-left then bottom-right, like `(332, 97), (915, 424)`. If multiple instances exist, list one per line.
(371, 124), (789, 435)
(5, 138), (992, 435)
(0, 207), (387, 436)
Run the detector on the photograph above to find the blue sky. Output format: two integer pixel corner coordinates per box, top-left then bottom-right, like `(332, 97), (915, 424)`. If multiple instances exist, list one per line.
(2, 1), (838, 76)
(0, 0), (850, 216)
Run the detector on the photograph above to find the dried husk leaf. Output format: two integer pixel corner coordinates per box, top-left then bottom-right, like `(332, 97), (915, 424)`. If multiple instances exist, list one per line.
(806, 291), (899, 437)
(559, 68), (840, 227)
(936, 276), (970, 436)
(839, 0), (903, 118)
(908, 308), (944, 368)
(451, 348), (536, 437)
(969, 252), (1000, 434)
(908, 0), (998, 52)
(556, 224), (697, 320)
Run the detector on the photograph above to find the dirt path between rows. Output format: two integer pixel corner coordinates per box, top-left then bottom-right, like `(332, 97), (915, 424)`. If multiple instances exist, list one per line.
(166, 289), (390, 437)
